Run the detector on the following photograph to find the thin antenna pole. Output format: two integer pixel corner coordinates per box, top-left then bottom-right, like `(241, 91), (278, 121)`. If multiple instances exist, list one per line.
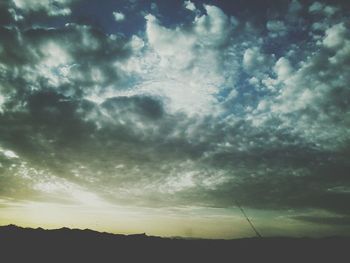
(235, 201), (262, 238)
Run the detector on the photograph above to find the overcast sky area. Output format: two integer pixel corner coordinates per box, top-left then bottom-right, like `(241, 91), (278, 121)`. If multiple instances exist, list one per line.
(0, 0), (350, 238)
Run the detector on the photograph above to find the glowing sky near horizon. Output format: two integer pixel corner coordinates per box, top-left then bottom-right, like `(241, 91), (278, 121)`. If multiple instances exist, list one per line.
(0, 0), (350, 238)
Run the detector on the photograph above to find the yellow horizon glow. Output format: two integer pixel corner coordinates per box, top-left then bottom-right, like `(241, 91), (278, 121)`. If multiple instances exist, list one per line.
(0, 200), (255, 239)
(1, 198), (345, 239)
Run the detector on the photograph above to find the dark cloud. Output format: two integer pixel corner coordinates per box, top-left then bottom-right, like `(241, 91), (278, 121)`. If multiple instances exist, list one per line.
(293, 215), (350, 226)
(101, 96), (164, 121)
(0, 2), (14, 26)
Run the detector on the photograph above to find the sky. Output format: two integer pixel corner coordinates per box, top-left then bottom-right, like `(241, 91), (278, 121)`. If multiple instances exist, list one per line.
(0, 0), (350, 239)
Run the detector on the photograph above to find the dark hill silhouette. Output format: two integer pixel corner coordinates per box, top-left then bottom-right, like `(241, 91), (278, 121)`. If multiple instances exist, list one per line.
(0, 225), (348, 262)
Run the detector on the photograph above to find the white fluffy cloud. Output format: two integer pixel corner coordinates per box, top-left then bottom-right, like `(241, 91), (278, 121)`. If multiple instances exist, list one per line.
(323, 23), (347, 49)
(12, 0), (73, 16)
(249, 21), (350, 149)
(274, 57), (293, 81)
(113, 11), (125, 22)
(309, 1), (323, 13)
(20, 40), (74, 89)
(111, 5), (237, 116)
(266, 20), (287, 37)
(184, 0), (196, 12)
(309, 1), (339, 17)
(194, 5), (232, 47)
(0, 93), (5, 112)
(145, 14), (196, 69)
(243, 47), (267, 72)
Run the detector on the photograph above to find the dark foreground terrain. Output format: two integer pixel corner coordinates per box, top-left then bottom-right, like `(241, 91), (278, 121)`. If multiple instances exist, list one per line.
(0, 225), (349, 262)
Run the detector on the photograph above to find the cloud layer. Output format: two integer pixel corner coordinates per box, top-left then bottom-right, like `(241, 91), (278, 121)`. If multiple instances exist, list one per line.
(1, 0), (350, 236)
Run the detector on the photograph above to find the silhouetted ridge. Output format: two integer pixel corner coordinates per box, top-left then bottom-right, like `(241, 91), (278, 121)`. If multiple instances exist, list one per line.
(0, 225), (348, 262)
